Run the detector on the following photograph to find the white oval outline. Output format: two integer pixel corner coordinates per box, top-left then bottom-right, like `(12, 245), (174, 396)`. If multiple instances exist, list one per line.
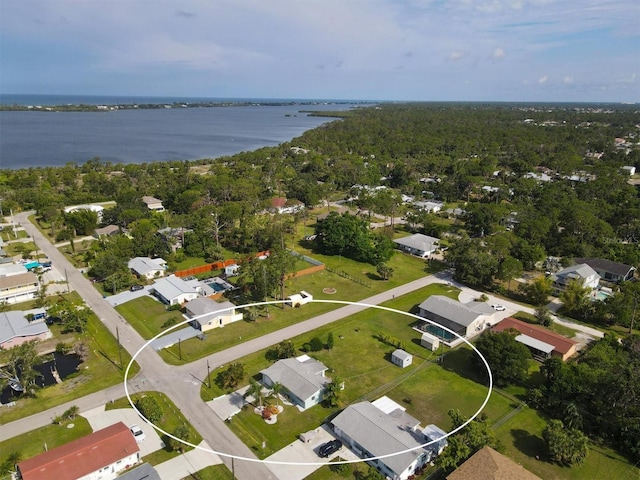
(124, 298), (493, 466)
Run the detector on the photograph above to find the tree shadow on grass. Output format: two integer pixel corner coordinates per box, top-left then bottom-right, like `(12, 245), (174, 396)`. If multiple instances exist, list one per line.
(511, 428), (545, 459)
(440, 347), (489, 386)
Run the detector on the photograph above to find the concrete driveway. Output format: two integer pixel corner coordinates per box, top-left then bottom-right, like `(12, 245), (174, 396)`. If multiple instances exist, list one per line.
(82, 405), (165, 457)
(265, 425), (360, 480)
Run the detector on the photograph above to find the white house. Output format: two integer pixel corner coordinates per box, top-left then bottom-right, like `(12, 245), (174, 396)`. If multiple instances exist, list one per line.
(417, 295), (495, 343)
(393, 233), (440, 258)
(0, 271), (40, 305)
(151, 275), (199, 306)
(621, 166), (636, 176)
(550, 263), (600, 294)
(184, 297), (242, 332)
(260, 355), (330, 411)
(331, 398), (445, 480)
(17, 422), (140, 480)
(128, 257), (167, 279)
(413, 200), (444, 213)
(63, 204), (104, 222)
(0, 310), (52, 350)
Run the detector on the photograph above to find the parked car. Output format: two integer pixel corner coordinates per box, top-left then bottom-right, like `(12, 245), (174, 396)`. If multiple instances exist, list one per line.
(318, 439), (342, 458)
(130, 424), (146, 443)
(491, 304), (506, 311)
(130, 284), (144, 292)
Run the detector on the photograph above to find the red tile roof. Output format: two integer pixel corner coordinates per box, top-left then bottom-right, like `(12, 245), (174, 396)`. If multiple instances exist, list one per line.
(271, 197), (287, 208)
(18, 422), (139, 480)
(492, 317), (577, 355)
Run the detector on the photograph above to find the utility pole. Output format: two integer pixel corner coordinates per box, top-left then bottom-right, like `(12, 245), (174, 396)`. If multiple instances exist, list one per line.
(206, 359), (211, 388)
(178, 338), (182, 360)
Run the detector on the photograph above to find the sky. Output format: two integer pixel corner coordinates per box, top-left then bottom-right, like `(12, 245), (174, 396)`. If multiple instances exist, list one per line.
(1, 0), (639, 103)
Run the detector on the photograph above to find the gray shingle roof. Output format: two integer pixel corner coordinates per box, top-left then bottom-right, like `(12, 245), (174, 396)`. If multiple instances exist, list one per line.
(152, 275), (197, 300)
(393, 233), (440, 251)
(260, 357), (329, 402)
(418, 295), (491, 327)
(332, 401), (425, 475)
(0, 311), (50, 345)
(127, 257), (166, 276)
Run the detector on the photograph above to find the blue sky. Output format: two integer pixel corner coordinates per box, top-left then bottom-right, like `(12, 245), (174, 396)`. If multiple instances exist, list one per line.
(1, 0), (638, 102)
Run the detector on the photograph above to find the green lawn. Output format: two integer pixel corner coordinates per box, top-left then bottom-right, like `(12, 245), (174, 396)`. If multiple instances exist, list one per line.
(105, 391), (202, 465)
(182, 465), (234, 480)
(0, 296), (139, 424)
(0, 417), (92, 468)
(494, 406), (638, 480)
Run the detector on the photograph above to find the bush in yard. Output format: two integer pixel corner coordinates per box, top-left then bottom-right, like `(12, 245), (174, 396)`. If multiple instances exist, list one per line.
(135, 395), (163, 423)
(309, 336), (324, 351)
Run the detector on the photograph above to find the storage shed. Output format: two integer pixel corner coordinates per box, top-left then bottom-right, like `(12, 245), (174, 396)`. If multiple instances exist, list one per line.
(420, 332), (440, 351)
(391, 349), (413, 368)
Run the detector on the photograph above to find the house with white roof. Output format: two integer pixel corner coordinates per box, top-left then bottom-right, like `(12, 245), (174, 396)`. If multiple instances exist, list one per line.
(128, 257), (167, 280)
(151, 275), (199, 306)
(63, 204), (104, 222)
(260, 355), (331, 411)
(393, 233), (440, 258)
(550, 263), (600, 294)
(331, 397), (447, 480)
(0, 310), (52, 349)
(413, 201), (444, 213)
(184, 297), (242, 332)
(417, 295), (495, 343)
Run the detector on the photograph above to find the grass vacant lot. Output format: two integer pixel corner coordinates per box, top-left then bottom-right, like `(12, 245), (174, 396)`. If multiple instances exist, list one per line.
(0, 294), (139, 424)
(182, 465), (234, 480)
(106, 391), (202, 466)
(0, 417), (92, 468)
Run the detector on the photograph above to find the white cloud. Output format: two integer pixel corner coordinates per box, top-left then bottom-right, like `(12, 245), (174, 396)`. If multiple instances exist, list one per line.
(538, 75), (548, 84)
(563, 76), (574, 84)
(448, 51), (465, 61)
(492, 48), (505, 59)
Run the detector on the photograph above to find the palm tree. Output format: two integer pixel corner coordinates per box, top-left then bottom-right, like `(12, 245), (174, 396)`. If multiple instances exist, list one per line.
(245, 378), (264, 408)
(270, 382), (283, 408)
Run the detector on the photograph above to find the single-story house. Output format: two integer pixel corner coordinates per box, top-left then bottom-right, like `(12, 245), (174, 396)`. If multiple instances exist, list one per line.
(0, 271), (40, 305)
(17, 422), (140, 480)
(286, 290), (313, 308)
(331, 398), (444, 480)
(0, 310), (52, 350)
(63, 203), (104, 222)
(393, 233), (440, 258)
(413, 201), (444, 213)
(573, 257), (636, 284)
(492, 317), (578, 361)
(128, 257), (167, 279)
(391, 349), (412, 368)
(0, 263), (28, 277)
(151, 275), (199, 306)
(260, 355), (331, 411)
(94, 224), (120, 238)
(550, 263), (600, 293)
(447, 446), (541, 480)
(184, 297), (242, 332)
(417, 295), (495, 343)
(141, 195), (165, 212)
(621, 166), (636, 176)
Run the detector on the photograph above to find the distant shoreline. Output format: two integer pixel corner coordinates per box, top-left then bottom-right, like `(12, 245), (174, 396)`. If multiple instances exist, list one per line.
(0, 100), (364, 113)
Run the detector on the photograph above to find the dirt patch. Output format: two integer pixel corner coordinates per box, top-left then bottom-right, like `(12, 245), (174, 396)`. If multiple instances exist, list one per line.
(322, 287), (337, 294)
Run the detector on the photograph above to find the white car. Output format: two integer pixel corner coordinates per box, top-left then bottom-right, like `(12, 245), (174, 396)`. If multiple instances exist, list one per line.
(491, 304), (506, 311)
(130, 424), (146, 443)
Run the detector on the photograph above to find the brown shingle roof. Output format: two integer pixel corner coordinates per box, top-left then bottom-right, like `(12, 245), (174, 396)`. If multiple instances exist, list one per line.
(447, 446), (541, 480)
(492, 317), (577, 356)
(18, 422), (139, 480)
(0, 271), (38, 290)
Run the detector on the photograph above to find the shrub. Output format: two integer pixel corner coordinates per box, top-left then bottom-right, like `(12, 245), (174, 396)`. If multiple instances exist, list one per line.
(309, 336), (324, 352)
(135, 396), (163, 423)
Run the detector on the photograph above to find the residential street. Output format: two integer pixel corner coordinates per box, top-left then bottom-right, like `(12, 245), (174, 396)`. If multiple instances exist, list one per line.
(5, 211), (603, 479)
